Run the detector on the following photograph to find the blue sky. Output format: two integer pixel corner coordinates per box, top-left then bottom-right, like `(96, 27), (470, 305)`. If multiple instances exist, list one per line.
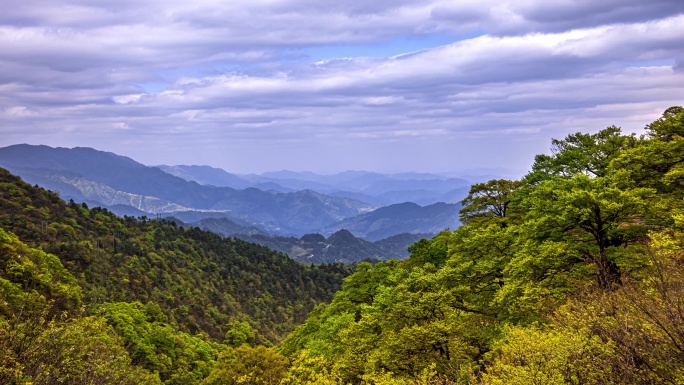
(1, 0), (683, 176)
(296, 32), (477, 60)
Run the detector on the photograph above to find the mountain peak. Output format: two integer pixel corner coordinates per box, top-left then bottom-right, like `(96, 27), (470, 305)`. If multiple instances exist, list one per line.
(328, 229), (356, 241)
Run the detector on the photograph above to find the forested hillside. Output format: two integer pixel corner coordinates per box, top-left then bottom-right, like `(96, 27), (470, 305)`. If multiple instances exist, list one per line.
(277, 106), (684, 384)
(0, 169), (353, 383)
(209, 228), (429, 264)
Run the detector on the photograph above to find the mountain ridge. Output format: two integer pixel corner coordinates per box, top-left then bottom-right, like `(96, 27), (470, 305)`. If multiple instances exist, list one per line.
(191, 216), (430, 263)
(0, 144), (380, 236)
(0, 144), (464, 240)
(159, 164), (472, 206)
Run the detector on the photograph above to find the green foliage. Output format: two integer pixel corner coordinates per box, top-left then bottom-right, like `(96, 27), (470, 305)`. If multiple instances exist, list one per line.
(282, 106), (684, 384)
(610, 107), (684, 198)
(524, 125), (636, 184)
(482, 325), (617, 385)
(101, 301), (221, 384)
(646, 105), (684, 141)
(0, 227), (82, 317)
(280, 350), (339, 385)
(0, 314), (162, 385)
(442, 223), (527, 323)
(459, 179), (524, 226)
(281, 257), (491, 384)
(201, 345), (289, 385)
(404, 230), (450, 268)
(482, 230), (684, 385)
(0, 168), (355, 384)
(0, 229), (160, 384)
(560, 231), (684, 384)
(225, 320), (256, 347)
(519, 174), (653, 288)
(0, 168), (353, 343)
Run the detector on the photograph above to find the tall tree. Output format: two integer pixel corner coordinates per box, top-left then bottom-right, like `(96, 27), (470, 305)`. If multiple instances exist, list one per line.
(610, 106), (684, 197)
(459, 179), (524, 226)
(524, 126), (636, 184)
(646, 106), (684, 141)
(520, 174), (652, 288)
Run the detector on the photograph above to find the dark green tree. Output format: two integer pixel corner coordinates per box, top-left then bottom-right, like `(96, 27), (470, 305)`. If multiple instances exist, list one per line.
(224, 320), (256, 347)
(459, 179), (524, 226)
(524, 126), (636, 184)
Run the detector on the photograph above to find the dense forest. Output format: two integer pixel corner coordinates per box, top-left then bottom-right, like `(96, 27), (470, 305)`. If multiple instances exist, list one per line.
(277, 106), (684, 384)
(0, 170), (353, 384)
(2, 106), (684, 384)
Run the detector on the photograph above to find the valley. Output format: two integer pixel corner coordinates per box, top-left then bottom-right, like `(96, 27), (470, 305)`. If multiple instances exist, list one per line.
(0, 144), (466, 263)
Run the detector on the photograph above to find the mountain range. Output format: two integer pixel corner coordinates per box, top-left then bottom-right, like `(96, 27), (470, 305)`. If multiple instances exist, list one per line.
(159, 164), (471, 206)
(0, 144), (466, 262)
(190, 216), (430, 263)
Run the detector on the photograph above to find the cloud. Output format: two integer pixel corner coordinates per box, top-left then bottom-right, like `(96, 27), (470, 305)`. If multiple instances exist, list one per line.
(432, 0), (684, 35)
(1, 0), (683, 173)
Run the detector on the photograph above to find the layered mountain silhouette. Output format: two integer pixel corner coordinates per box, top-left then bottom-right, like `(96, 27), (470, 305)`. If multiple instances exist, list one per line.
(323, 202), (462, 241)
(0, 144), (464, 253)
(0, 145), (376, 235)
(173, 217), (431, 263)
(159, 165), (471, 206)
(222, 228), (429, 264)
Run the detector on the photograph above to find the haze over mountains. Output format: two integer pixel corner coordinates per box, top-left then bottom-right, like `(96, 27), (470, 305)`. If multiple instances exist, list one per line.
(0, 144), (468, 262)
(158, 164), (472, 206)
(192, 219), (431, 264)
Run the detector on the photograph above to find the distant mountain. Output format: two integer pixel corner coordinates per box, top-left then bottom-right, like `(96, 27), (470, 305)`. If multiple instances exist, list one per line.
(251, 182), (296, 193)
(105, 204), (149, 217)
(157, 164), (251, 189)
(0, 145), (466, 240)
(163, 166), (472, 206)
(370, 186), (470, 206)
(218, 229), (430, 264)
(210, 188), (373, 235)
(0, 145), (231, 209)
(324, 202), (462, 241)
(374, 232), (434, 255)
(249, 178), (336, 193)
(251, 170), (453, 192)
(360, 178), (469, 196)
(166, 168), (340, 193)
(187, 217), (269, 237)
(0, 144), (375, 236)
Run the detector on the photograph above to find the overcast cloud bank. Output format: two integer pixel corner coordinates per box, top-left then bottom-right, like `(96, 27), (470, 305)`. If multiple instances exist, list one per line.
(1, 0), (683, 174)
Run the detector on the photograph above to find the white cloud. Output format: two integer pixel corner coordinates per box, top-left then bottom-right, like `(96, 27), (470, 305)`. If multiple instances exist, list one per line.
(113, 94), (144, 104)
(4, 106), (36, 117)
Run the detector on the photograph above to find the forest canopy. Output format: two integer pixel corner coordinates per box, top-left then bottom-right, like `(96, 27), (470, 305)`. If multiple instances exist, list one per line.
(0, 170), (353, 384)
(279, 106), (684, 384)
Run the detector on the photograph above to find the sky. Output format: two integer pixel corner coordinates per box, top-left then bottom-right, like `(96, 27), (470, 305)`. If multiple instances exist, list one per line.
(1, 0), (683, 176)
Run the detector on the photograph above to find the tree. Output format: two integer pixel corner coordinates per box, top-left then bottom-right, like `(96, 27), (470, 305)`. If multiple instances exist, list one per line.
(520, 174), (652, 288)
(482, 325), (616, 385)
(442, 223), (523, 321)
(404, 230), (450, 268)
(102, 301), (221, 384)
(646, 106), (684, 141)
(459, 179), (524, 226)
(0, 313), (161, 385)
(224, 320), (256, 347)
(524, 126), (636, 184)
(609, 106), (684, 197)
(201, 345), (289, 385)
(281, 350), (338, 385)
